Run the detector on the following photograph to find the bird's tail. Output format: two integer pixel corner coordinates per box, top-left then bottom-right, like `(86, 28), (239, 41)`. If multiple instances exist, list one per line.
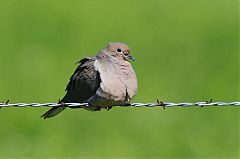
(41, 106), (65, 119)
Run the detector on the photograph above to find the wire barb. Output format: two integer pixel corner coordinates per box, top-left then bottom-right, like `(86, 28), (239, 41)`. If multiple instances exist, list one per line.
(157, 99), (166, 110)
(0, 101), (240, 108)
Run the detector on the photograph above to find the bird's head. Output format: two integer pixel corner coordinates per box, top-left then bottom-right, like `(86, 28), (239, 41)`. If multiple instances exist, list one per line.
(106, 42), (135, 61)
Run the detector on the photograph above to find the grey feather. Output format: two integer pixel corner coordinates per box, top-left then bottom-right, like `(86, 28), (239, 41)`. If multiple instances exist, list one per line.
(41, 42), (137, 119)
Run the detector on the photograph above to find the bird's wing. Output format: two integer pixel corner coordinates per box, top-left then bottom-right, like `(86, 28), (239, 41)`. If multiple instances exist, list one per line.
(61, 57), (101, 103)
(41, 57), (100, 119)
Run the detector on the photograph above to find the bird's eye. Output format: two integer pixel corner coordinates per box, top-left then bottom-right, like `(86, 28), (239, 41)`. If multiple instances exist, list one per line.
(116, 48), (122, 53)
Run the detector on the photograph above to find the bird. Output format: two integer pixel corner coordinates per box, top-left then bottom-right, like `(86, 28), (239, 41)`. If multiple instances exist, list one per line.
(41, 42), (138, 119)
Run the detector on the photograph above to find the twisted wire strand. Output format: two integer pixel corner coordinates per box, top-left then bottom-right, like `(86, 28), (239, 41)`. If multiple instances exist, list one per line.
(0, 102), (240, 108)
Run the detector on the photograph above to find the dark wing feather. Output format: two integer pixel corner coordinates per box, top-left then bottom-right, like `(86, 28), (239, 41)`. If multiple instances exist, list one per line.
(61, 57), (101, 103)
(41, 57), (100, 119)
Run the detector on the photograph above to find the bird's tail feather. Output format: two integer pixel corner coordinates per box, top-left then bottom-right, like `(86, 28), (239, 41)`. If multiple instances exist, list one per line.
(41, 106), (65, 119)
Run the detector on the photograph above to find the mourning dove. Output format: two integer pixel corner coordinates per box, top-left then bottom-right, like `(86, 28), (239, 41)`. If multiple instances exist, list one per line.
(41, 42), (138, 119)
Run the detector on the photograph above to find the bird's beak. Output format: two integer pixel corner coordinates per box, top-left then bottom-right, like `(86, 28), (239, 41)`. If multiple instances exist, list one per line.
(126, 54), (135, 61)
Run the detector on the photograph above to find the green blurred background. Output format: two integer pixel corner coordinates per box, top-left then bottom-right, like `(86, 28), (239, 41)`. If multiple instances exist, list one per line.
(0, 0), (239, 158)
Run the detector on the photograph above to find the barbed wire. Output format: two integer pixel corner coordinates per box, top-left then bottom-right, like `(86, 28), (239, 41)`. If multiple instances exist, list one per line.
(0, 101), (240, 109)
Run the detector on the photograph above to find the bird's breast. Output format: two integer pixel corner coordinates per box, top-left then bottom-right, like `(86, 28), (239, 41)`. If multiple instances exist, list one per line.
(93, 59), (137, 104)
(112, 61), (138, 100)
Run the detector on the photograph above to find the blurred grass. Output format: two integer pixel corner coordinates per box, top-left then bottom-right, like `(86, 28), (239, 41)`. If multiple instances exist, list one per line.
(0, 0), (239, 158)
